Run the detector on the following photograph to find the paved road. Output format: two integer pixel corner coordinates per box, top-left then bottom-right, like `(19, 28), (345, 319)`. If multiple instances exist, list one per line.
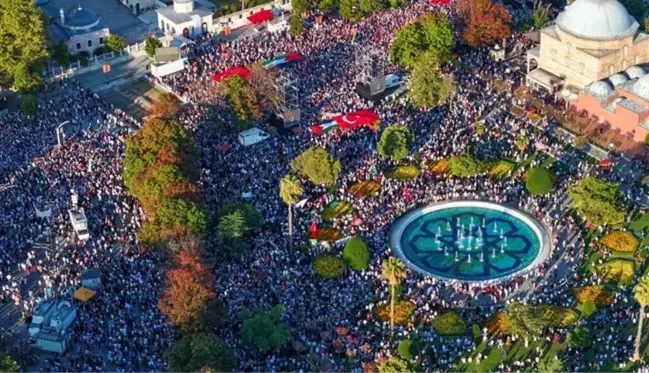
(76, 56), (149, 93)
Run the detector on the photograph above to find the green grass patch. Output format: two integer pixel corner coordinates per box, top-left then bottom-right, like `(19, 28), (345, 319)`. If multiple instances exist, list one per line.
(321, 201), (353, 222)
(630, 213), (649, 234)
(343, 237), (370, 270)
(432, 312), (467, 336)
(398, 339), (419, 360)
(540, 155), (557, 169)
(525, 167), (554, 195)
(385, 165), (421, 180)
(512, 153), (538, 176)
(348, 180), (381, 197)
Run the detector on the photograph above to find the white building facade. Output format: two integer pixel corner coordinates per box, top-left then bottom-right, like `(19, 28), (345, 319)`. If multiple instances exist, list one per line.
(156, 0), (214, 38)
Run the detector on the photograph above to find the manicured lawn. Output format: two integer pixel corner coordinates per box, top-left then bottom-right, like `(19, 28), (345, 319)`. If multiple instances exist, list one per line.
(629, 213), (649, 234)
(525, 167), (554, 195)
(540, 155), (556, 169)
(321, 201), (353, 222)
(385, 165), (421, 180)
(348, 180), (381, 198)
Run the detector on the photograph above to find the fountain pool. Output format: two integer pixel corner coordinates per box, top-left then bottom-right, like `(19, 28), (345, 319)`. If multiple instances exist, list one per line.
(389, 201), (551, 283)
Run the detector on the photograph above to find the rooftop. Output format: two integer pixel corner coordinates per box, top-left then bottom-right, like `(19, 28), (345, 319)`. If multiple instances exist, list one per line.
(157, 6), (213, 25)
(556, 0), (639, 41)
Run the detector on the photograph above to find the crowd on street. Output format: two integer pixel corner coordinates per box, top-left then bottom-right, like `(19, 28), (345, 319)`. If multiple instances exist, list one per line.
(1, 0), (649, 371)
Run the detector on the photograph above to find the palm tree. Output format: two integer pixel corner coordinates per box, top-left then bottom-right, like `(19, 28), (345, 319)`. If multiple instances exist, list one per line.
(381, 257), (408, 336)
(633, 276), (649, 361)
(279, 175), (303, 251)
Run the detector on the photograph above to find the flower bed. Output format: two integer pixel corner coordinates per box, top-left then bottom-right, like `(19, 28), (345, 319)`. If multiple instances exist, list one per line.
(315, 227), (343, 241)
(385, 165), (421, 180)
(594, 259), (636, 285)
(485, 312), (510, 336)
(487, 159), (516, 178)
(538, 304), (579, 327)
(572, 285), (615, 305)
(348, 180), (382, 197)
(322, 201), (354, 222)
(428, 159), (450, 175)
(431, 312), (467, 336)
(376, 301), (415, 326)
(600, 231), (639, 253)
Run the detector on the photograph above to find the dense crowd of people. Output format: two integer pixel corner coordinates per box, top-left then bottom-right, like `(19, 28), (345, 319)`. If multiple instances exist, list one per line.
(2, 0), (649, 371)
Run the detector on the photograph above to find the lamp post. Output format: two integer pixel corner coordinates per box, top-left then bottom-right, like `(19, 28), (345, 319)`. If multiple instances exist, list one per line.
(56, 121), (70, 147)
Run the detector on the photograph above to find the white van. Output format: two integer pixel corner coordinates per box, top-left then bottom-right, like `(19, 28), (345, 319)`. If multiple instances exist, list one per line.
(385, 74), (403, 89)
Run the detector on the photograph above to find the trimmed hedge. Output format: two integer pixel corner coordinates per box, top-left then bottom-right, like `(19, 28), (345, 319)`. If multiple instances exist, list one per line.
(385, 165), (421, 180)
(343, 237), (370, 270)
(398, 339), (419, 360)
(431, 312), (467, 336)
(525, 167), (554, 195)
(313, 255), (345, 278)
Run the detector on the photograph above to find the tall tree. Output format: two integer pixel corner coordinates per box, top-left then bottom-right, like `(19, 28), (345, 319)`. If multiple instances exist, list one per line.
(241, 305), (292, 353)
(532, 2), (550, 29)
(381, 257), (408, 337)
(340, 0), (362, 21)
(0, 0), (49, 92)
(390, 23), (425, 68)
(218, 75), (262, 129)
(148, 92), (183, 119)
(408, 52), (454, 109)
(279, 175), (303, 251)
(504, 303), (547, 347)
(159, 249), (224, 332)
(164, 333), (236, 372)
(390, 13), (454, 68)
(568, 176), (625, 227)
(377, 125), (414, 161)
(457, 0), (512, 48)
(105, 35), (128, 53)
(633, 276), (649, 360)
(145, 35), (163, 57)
(290, 147), (341, 185)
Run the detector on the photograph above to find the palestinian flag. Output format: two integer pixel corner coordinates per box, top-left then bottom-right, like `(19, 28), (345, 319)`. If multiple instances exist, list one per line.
(309, 121), (338, 135)
(262, 52), (304, 68)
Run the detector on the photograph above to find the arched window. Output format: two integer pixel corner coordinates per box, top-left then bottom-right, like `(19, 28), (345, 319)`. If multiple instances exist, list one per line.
(624, 46), (628, 56)
(609, 65), (614, 75)
(622, 59), (627, 70)
(565, 42), (572, 54)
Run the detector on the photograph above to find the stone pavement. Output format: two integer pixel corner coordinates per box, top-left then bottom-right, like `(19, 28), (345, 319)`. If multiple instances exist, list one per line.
(76, 56), (149, 93)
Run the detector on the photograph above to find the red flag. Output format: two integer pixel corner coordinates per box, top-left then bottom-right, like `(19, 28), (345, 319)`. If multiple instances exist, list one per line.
(210, 66), (250, 82)
(331, 110), (379, 131)
(404, 186), (412, 202)
(309, 221), (318, 239)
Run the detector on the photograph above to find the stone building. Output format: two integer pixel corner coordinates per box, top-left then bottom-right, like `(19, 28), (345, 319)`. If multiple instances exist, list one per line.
(45, 4), (110, 56)
(526, 0), (649, 91)
(156, 0), (214, 38)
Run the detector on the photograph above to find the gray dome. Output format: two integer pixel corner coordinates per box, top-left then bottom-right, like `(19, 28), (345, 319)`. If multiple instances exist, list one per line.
(632, 74), (649, 100)
(626, 66), (647, 79)
(608, 73), (628, 87)
(556, 0), (638, 40)
(66, 5), (99, 28)
(588, 80), (614, 96)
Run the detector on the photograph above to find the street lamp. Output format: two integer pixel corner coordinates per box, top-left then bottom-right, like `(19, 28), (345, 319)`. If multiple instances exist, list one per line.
(56, 121), (69, 147)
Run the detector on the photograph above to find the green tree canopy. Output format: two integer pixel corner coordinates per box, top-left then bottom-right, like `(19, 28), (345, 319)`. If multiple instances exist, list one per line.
(20, 94), (38, 118)
(156, 198), (208, 237)
(449, 154), (484, 177)
(0, 0), (49, 92)
(567, 326), (590, 347)
(0, 352), (19, 372)
(377, 125), (415, 161)
(105, 35), (128, 52)
(340, 0), (362, 21)
(52, 41), (71, 67)
(408, 52), (454, 108)
(218, 202), (263, 234)
(164, 333), (237, 372)
(568, 176), (625, 226)
(532, 2), (550, 29)
(145, 35), (163, 57)
(343, 237), (370, 270)
(290, 147), (341, 185)
(241, 305), (292, 353)
(390, 13), (454, 68)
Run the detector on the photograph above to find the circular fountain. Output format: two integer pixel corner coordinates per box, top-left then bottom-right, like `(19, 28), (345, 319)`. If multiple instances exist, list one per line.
(389, 201), (551, 284)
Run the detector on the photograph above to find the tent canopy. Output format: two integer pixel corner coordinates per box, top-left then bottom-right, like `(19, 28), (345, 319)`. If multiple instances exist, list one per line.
(248, 9), (274, 24)
(74, 287), (96, 302)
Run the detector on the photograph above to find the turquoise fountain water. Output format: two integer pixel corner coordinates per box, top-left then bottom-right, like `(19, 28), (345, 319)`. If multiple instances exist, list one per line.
(390, 202), (549, 283)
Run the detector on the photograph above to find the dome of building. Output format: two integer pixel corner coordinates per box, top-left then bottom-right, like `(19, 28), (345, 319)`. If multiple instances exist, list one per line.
(588, 80), (614, 96)
(556, 0), (638, 40)
(65, 5), (99, 28)
(632, 74), (649, 100)
(173, 0), (195, 13)
(626, 66), (647, 79)
(608, 73), (629, 87)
